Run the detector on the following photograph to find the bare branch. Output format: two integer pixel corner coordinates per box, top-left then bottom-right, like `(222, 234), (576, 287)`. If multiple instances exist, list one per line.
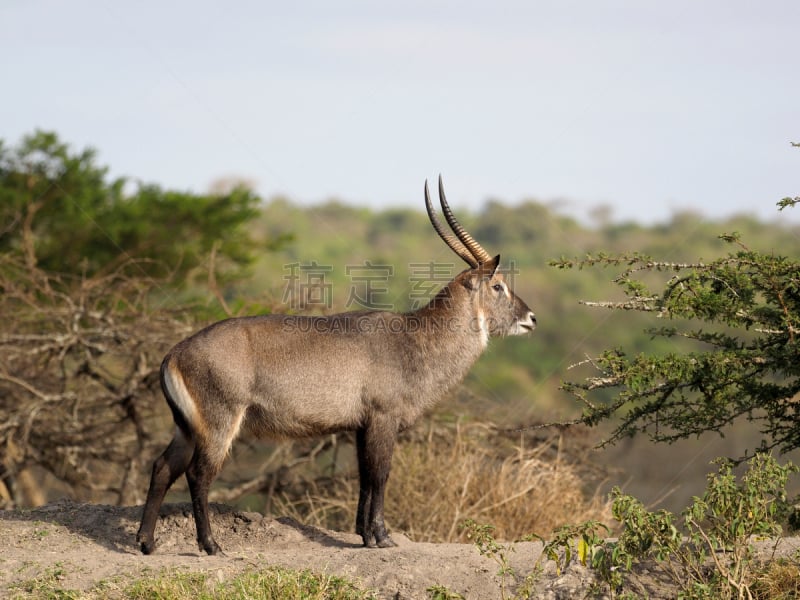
(0, 254), (194, 508)
(579, 297), (660, 311)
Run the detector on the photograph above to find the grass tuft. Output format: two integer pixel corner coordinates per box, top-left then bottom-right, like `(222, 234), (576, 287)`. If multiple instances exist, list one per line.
(751, 557), (800, 600)
(123, 567), (374, 600)
(8, 566), (374, 600)
(273, 421), (610, 542)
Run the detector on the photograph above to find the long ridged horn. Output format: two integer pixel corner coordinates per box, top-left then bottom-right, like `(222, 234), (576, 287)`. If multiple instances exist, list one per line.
(438, 175), (493, 264)
(425, 179), (478, 268)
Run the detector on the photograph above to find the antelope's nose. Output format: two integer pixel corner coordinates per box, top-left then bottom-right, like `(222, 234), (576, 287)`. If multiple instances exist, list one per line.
(524, 311), (537, 331)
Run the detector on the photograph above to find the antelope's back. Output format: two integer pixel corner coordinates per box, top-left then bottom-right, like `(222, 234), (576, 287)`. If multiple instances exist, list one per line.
(164, 313), (413, 435)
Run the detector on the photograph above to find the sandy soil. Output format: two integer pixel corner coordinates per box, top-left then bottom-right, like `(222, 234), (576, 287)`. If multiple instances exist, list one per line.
(1, 500), (798, 599)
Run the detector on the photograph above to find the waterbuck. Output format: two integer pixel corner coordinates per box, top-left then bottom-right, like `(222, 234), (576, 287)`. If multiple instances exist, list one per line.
(136, 177), (537, 555)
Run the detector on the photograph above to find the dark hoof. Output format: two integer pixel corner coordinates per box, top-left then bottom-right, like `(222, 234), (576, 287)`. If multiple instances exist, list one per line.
(199, 539), (224, 556)
(137, 534), (155, 555)
(358, 525), (396, 548)
(362, 533), (397, 548)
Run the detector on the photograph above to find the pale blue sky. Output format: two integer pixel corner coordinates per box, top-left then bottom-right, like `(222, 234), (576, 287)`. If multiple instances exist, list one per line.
(3, 1), (798, 223)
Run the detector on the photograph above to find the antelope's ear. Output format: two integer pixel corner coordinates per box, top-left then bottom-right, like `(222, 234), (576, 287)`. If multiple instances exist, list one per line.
(463, 255), (501, 290)
(476, 255), (501, 280)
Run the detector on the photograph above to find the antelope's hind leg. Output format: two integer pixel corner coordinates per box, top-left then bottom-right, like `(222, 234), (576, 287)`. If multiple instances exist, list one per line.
(185, 445), (225, 556)
(184, 408), (247, 556)
(137, 429), (195, 554)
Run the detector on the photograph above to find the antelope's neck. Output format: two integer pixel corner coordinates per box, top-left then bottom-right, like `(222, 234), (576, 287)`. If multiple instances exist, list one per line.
(404, 300), (489, 385)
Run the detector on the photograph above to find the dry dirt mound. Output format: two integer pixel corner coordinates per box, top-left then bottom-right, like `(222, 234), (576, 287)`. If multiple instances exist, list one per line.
(1, 500), (797, 599)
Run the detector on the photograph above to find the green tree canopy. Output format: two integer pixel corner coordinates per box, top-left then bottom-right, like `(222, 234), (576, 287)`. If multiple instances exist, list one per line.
(553, 189), (800, 456)
(0, 130), (262, 282)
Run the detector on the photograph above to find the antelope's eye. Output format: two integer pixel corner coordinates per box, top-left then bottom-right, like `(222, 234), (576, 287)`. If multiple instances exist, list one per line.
(492, 283), (503, 292)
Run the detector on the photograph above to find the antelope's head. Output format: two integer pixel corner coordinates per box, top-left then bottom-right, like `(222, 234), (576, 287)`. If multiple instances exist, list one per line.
(425, 176), (537, 339)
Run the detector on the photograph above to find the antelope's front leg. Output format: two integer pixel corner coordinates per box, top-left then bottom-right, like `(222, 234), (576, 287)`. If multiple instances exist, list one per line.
(355, 422), (398, 548)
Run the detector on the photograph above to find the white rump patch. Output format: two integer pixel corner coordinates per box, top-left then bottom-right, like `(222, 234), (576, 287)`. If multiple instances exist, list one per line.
(163, 364), (200, 432)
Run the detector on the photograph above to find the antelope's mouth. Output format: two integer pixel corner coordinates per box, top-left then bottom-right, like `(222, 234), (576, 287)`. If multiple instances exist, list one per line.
(519, 313), (537, 332)
(512, 320), (536, 335)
